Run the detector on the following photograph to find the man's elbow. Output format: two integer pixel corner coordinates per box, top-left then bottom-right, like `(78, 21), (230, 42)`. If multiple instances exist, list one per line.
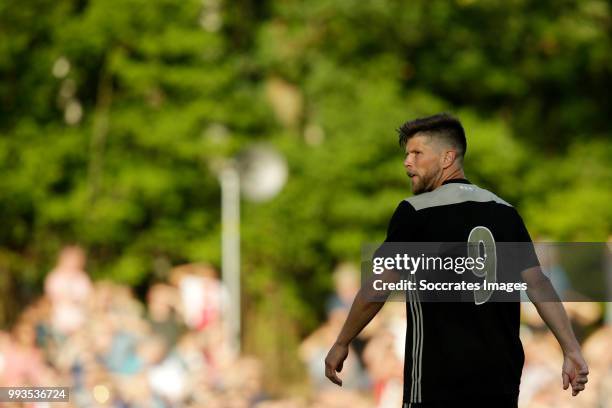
(523, 269), (559, 302)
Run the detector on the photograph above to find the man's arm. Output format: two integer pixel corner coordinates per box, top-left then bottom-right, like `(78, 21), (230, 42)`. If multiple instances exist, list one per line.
(324, 289), (385, 386)
(324, 269), (396, 386)
(325, 201), (414, 385)
(522, 266), (589, 396)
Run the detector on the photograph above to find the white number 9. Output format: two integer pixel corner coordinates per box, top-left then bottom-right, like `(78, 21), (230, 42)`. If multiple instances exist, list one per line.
(467, 226), (496, 305)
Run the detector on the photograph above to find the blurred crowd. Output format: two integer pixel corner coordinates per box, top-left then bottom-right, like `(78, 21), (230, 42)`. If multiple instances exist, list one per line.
(0, 248), (610, 408)
(0, 246), (262, 407)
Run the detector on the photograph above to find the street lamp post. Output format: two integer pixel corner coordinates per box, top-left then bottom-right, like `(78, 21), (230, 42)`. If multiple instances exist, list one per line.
(219, 162), (241, 353)
(218, 145), (288, 353)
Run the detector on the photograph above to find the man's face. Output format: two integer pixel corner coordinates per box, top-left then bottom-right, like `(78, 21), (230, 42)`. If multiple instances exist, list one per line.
(403, 134), (443, 195)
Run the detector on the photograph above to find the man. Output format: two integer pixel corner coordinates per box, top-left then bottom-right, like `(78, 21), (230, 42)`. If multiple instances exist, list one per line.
(324, 114), (589, 407)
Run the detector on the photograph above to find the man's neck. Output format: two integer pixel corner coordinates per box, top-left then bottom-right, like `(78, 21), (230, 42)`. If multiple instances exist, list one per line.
(434, 168), (465, 189)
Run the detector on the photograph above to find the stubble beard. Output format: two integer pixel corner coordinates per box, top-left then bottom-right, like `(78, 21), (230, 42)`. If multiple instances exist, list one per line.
(410, 168), (439, 195)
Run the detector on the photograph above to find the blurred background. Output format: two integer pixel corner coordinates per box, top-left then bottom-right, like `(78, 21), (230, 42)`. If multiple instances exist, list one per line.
(0, 0), (611, 407)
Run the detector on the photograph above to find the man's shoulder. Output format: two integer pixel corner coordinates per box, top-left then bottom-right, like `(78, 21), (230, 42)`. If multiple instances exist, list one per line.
(403, 182), (513, 211)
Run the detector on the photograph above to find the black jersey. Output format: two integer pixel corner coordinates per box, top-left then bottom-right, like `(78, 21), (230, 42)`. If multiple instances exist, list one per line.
(382, 179), (539, 407)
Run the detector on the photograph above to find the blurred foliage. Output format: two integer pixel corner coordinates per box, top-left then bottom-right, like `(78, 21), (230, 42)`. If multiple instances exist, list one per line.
(0, 0), (611, 390)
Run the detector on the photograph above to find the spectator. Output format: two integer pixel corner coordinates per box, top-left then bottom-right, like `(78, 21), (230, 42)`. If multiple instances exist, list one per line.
(44, 245), (92, 337)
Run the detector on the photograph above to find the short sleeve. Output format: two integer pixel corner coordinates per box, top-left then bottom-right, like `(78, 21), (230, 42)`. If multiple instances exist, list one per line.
(373, 201), (416, 260)
(384, 200), (417, 242)
(511, 208), (540, 272)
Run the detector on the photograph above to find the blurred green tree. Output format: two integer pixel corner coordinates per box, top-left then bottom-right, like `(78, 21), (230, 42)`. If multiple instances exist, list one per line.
(0, 0), (610, 393)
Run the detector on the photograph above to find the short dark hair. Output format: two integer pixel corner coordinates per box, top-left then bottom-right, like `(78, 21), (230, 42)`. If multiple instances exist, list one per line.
(397, 113), (467, 161)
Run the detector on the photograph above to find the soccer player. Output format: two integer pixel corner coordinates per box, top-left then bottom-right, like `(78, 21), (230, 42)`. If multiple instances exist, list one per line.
(324, 114), (589, 407)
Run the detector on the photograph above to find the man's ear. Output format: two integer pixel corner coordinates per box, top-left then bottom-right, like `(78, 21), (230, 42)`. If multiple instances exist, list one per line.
(442, 150), (456, 169)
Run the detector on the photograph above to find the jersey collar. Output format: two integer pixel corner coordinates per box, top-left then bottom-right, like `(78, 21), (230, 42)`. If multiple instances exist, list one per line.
(441, 178), (471, 185)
